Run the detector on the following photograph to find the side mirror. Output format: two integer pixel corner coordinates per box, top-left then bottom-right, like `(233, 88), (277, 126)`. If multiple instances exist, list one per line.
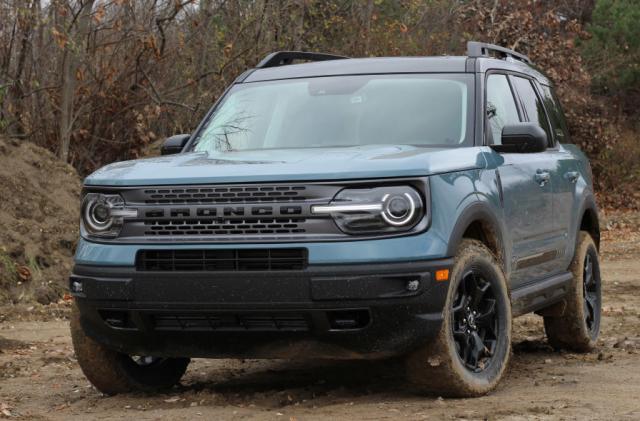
(491, 123), (547, 153)
(161, 134), (190, 155)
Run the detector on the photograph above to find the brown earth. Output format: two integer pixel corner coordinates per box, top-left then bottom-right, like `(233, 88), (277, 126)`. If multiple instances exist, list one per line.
(0, 138), (80, 305)
(0, 218), (639, 420)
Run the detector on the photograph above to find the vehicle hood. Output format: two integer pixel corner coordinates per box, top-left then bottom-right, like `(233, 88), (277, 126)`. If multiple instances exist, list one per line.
(84, 145), (487, 186)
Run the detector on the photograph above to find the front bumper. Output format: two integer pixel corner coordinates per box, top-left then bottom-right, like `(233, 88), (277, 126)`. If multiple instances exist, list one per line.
(71, 258), (453, 359)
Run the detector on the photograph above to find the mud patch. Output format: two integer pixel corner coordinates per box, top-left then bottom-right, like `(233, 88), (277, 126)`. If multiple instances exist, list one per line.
(0, 336), (27, 352)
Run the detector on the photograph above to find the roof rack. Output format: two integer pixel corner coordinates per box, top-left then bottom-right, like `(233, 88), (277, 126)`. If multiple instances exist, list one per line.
(256, 51), (349, 68)
(467, 41), (532, 65)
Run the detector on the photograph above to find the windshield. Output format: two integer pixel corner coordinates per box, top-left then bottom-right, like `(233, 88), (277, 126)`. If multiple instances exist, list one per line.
(191, 74), (473, 153)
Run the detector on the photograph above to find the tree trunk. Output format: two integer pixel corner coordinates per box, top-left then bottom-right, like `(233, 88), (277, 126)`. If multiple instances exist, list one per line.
(4, 0), (37, 137)
(195, 0), (212, 95)
(362, 0), (375, 56)
(59, 0), (95, 163)
(293, 0), (306, 51)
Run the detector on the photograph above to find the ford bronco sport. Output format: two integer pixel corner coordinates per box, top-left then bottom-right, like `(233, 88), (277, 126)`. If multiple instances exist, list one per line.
(70, 42), (602, 397)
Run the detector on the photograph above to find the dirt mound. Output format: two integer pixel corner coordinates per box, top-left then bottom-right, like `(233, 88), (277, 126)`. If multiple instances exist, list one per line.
(0, 138), (81, 304)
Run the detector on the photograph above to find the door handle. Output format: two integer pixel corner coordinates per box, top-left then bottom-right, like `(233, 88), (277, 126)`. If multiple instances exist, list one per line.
(534, 170), (550, 186)
(565, 171), (579, 183)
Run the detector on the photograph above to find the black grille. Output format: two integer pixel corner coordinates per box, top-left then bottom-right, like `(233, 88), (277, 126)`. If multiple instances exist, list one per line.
(143, 218), (306, 236)
(141, 185), (307, 204)
(136, 248), (307, 271)
(112, 182), (348, 242)
(152, 313), (309, 332)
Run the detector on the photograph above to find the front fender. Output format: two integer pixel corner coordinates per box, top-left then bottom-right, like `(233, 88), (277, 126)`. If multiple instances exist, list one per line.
(428, 168), (511, 276)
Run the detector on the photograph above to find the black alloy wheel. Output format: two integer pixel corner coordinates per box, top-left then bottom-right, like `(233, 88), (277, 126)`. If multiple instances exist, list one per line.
(451, 269), (498, 373)
(582, 250), (600, 335)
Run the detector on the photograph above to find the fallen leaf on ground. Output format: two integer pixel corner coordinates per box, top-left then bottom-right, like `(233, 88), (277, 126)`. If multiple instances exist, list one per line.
(0, 403), (12, 417)
(17, 266), (31, 282)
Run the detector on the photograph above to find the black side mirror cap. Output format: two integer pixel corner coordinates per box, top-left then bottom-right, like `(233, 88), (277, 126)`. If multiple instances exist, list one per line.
(491, 123), (548, 153)
(161, 134), (190, 155)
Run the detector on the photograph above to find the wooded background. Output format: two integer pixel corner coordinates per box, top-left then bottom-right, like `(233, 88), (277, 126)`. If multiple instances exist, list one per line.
(1, 0), (638, 208)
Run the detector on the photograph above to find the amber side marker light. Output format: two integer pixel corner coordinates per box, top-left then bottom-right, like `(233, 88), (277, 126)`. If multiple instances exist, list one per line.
(435, 269), (450, 282)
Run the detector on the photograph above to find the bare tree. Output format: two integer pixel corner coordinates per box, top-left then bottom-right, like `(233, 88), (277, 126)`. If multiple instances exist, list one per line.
(58, 0), (95, 162)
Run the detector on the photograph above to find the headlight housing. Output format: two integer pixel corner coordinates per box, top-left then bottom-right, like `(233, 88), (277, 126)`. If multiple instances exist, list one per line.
(312, 185), (424, 234)
(81, 193), (137, 238)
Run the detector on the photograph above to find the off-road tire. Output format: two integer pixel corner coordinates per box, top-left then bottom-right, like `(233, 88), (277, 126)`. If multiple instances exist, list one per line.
(543, 231), (601, 352)
(406, 239), (512, 397)
(70, 305), (190, 395)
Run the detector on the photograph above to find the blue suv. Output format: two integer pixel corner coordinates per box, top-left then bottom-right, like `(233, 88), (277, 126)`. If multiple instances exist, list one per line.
(70, 42), (602, 397)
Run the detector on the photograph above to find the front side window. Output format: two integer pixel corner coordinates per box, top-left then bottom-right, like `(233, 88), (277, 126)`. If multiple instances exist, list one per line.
(539, 84), (571, 144)
(486, 74), (521, 145)
(191, 74), (473, 153)
(511, 76), (552, 146)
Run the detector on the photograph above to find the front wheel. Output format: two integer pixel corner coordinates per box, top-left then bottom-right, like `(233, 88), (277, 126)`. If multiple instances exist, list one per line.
(543, 231), (602, 352)
(406, 239), (512, 397)
(70, 305), (190, 395)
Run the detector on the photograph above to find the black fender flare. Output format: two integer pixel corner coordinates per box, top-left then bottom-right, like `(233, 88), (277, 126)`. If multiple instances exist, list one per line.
(576, 193), (600, 250)
(446, 201), (510, 274)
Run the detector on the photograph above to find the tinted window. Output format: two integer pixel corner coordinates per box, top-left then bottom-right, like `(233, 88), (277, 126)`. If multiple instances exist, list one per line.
(511, 77), (552, 145)
(539, 84), (571, 143)
(486, 74), (521, 145)
(191, 74), (473, 153)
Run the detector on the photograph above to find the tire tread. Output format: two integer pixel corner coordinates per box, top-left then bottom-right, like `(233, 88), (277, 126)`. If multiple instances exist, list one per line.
(406, 239), (512, 397)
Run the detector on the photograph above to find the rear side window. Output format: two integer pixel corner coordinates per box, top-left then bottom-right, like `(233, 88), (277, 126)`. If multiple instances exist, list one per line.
(539, 84), (571, 144)
(511, 76), (552, 146)
(486, 74), (521, 145)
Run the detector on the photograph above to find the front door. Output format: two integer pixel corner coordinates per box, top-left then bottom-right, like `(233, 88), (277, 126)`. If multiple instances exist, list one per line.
(537, 83), (580, 270)
(485, 73), (559, 288)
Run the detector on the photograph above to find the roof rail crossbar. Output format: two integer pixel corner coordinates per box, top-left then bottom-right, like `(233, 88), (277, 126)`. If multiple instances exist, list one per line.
(467, 41), (532, 65)
(256, 51), (349, 68)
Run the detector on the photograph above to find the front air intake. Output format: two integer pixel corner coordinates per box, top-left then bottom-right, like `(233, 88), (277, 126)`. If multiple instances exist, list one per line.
(136, 248), (307, 271)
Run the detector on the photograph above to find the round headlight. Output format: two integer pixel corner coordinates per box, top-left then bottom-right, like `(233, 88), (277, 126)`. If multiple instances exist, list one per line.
(91, 202), (111, 223)
(81, 193), (136, 238)
(83, 199), (114, 232)
(382, 193), (416, 226)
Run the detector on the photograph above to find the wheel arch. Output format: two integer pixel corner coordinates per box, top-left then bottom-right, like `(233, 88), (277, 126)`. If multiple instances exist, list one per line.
(446, 202), (509, 273)
(578, 196), (600, 251)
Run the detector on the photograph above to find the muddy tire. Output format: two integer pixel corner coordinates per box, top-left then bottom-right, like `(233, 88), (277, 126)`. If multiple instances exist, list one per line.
(406, 240), (512, 397)
(543, 231), (601, 352)
(70, 305), (190, 395)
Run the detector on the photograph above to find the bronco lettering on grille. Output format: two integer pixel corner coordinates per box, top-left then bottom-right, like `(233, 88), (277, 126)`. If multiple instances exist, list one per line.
(145, 205), (303, 219)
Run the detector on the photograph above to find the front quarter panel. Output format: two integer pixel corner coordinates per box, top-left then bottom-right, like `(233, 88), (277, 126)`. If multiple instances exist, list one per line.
(439, 148), (511, 276)
(428, 147), (509, 269)
(561, 143), (598, 264)
(429, 170), (483, 252)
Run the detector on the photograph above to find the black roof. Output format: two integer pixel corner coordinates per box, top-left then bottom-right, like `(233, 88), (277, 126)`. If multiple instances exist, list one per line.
(242, 42), (551, 85)
(245, 57), (467, 82)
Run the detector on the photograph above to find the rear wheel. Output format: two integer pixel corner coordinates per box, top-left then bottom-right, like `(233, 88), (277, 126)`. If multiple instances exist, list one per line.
(70, 305), (190, 395)
(406, 240), (512, 397)
(543, 231), (601, 352)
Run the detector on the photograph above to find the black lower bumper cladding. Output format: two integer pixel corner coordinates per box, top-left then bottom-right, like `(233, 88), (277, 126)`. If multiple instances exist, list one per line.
(71, 258), (453, 359)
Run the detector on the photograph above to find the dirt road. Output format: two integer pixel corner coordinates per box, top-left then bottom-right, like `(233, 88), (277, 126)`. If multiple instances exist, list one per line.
(1, 226), (639, 420)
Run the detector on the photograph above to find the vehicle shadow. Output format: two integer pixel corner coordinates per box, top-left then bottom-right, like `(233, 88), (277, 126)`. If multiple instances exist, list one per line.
(170, 338), (557, 407)
(177, 357), (411, 406)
